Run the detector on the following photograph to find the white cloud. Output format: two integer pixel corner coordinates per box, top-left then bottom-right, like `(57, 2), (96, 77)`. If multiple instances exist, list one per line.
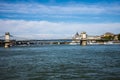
(0, 19), (120, 39)
(0, 3), (120, 15)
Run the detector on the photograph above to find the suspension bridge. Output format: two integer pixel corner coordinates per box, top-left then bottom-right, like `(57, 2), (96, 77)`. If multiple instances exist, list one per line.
(0, 32), (72, 48)
(1, 32), (112, 48)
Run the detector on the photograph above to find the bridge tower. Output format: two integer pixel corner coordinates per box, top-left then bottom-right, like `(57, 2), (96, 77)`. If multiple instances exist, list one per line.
(4, 32), (11, 48)
(80, 32), (87, 46)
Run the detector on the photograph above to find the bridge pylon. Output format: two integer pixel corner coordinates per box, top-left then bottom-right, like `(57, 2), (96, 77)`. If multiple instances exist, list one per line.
(4, 32), (11, 48)
(80, 32), (87, 46)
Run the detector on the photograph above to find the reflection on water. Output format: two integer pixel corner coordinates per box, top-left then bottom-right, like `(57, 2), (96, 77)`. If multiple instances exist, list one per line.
(0, 45), (120, 80)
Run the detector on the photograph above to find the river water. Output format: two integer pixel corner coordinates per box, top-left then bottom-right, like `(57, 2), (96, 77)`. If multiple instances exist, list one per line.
(0, 45), (120, 80)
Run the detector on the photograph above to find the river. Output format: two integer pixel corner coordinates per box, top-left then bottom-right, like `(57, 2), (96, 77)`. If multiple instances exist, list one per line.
(0, 45), (120, 80)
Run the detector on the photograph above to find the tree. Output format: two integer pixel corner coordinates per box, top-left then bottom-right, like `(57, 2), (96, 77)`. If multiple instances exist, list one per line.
(102, 35), (114, 41)
(118, 34), (120, 41)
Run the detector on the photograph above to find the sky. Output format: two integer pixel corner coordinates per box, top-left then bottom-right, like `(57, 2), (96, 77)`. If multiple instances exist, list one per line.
(0, 0), (120, 39)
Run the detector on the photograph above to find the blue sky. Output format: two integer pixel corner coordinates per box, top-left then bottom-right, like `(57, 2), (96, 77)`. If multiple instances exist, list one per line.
(0, 0), (120, 39)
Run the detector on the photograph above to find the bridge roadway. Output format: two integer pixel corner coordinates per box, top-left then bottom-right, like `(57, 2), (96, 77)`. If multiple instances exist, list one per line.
(15, 39), (111, 45)
(15, 39), (72, 45)
(1, 38), (115, 47)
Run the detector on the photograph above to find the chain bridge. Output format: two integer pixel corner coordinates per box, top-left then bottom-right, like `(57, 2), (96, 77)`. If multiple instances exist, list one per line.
(0, 32), (72, 48)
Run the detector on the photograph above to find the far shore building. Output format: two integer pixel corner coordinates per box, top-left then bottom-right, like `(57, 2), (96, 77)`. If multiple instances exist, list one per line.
(72, 32), (101, 41)
(114, 35), (119, 41)
(101, 32), (119, 41)
(103, 32), (114, 37)
(71, 32), (101, 44)
(70, 32), (120, 45)
(87, 36), (101, 40)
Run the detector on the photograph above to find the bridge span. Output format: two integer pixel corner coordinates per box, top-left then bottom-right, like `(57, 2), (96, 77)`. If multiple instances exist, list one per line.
(0, 32), (73, 47)
(1, 32), (118, 48)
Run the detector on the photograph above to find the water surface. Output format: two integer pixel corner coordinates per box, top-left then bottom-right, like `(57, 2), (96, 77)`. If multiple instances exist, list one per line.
(0, 45), (120, 80)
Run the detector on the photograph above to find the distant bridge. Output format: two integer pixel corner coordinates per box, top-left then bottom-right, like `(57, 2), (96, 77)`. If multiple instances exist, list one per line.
(1, 32), (117, 48)
(0, 32), (73, 47)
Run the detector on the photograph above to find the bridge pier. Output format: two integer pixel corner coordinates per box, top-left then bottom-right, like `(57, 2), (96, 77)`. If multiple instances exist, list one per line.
(80, 40), (87, 46)
(5, 42), (10, 48)
(4, 32), (11, 48)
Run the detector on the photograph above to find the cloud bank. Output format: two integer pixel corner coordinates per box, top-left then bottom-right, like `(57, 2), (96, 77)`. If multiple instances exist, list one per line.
(0, 3), (120, 22)
(0, 20), (120, 39)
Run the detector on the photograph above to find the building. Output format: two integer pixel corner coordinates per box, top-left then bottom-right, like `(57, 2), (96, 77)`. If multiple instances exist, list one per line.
(114, 35), (119, 41)
(87, 36), (101, 40)
(101, 32), (119, 41)
(103, 32), (114, 37)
